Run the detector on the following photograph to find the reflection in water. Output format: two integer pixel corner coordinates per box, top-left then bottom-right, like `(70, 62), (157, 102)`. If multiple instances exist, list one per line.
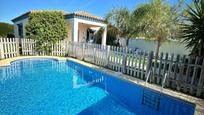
(0, 62), (21, 83)
(0, 59), (114, 114)
(68, 61), (109, 94)
(72, 75), (104, 89)
(0, 59), (68, 83)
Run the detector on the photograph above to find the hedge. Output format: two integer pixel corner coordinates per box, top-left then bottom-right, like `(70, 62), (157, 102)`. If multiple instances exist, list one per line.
(25, 11), (68, 54)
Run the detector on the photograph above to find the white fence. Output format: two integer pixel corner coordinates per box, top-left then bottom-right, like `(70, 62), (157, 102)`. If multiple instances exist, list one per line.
(0, 38), (67, 59)
(67, 42), (204, 98)
(51, 40), (67, 56)
(0, 38), (204, 98)
(21, 38), (36, 55)
(0, 38), (19, 59)
(21, 38), (67, 56)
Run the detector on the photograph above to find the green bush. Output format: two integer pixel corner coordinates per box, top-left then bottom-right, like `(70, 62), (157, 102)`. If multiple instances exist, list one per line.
(106, 24), (120, 46)
(0, 22), (14, 37)
(25, 11), (68, 54)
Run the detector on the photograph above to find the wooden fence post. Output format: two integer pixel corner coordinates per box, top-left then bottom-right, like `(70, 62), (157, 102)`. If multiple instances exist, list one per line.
(82, 43), (85, 60)
(93, 47), (96, 64)
(157, 52), (163, 84)
(162, 53), (168, 87)
(174, 55), (180, 90)
(190, 57), (199, 94)
(122, 47), (127, 74)
(70, 42), (73, 57)
(16, 38), (20, 56)
(74, 42), (76, 58)
(0, 38), (4, 59)
(106, 45), (110, 68)
(146, 51), (153, 80)
(66, 41), (68, 56)
(68, 42), (72, 56)
(196, 58), (204, 97)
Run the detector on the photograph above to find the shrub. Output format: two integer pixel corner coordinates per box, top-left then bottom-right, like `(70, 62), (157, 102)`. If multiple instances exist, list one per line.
(25, 11), (68, 54)
(0, 22), (14, 37)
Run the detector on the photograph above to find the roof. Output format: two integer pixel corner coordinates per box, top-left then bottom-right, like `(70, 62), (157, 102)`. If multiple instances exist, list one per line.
(65, 11), (103, 21)
(11, 10), (105, 23)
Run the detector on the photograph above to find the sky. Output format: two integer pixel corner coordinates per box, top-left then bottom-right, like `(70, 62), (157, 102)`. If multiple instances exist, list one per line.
(0, 0), (192, 24)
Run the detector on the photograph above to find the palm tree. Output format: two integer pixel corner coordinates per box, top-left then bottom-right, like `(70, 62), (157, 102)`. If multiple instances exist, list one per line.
(105, 8), (133, 46)
(106, 0), (181, 59)
(180, 0), (204, 56)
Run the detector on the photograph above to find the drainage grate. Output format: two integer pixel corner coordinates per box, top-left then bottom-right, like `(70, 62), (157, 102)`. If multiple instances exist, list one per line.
(142, 90), (161, 111)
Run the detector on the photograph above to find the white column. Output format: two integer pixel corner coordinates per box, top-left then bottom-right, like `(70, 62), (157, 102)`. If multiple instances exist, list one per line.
(72, 19), (79, 42)
(102, 26), (107, 46)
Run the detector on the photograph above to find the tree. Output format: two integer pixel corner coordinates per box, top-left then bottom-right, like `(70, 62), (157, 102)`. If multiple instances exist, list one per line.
(106, 0), (182, 59)
(106, 8), (133, 46)
(133, 0), (180, 59)
(180, 0), (204, 56)
(0, 22), (14, 37)
(106, 24), (121, 46)
(96, 24), (121, 46)
(26, 11), (68, 54)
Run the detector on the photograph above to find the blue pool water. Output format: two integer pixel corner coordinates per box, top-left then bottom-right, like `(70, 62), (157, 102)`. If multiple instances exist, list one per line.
(0, 59), (195, 115)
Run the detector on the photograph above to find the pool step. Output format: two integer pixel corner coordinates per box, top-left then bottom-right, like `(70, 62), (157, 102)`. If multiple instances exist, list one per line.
(142, 90), (161, 111)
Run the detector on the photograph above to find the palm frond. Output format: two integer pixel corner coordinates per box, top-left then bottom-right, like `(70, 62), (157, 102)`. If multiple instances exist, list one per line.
(180, 0), (204, 56)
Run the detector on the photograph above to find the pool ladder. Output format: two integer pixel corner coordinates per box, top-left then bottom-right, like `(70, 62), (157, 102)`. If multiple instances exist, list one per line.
(145, 68), (168, 92)
(142, 68), (168, 111)
(142, 90), (161, 111)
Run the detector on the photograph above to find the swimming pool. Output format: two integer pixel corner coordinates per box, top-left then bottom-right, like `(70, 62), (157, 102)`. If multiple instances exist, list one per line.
(0, 58), (195, 114)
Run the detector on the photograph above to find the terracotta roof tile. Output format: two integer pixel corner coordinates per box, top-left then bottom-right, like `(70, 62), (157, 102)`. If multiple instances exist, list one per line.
(12, 10), (104, 22)
(72, 11), (103, 20)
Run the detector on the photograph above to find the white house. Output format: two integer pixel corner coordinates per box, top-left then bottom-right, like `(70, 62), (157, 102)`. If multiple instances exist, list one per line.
(11, 10), (107, 45)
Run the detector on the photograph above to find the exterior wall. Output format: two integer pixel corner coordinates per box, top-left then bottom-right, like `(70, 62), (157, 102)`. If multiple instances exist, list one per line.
(69, 17), (107, 44)
(78, 23), (88, 42)
(13, 18), (29, 38)
(65, 19), (73, 42)
(128, 39), (191, 55)
(75, 18), (107, 28)
(12, 14), (107, 44)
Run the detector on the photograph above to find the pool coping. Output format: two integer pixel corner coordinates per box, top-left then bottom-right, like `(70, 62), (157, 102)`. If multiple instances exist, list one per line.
(0, 56), (67, 67)
(0, 56), (204, 115)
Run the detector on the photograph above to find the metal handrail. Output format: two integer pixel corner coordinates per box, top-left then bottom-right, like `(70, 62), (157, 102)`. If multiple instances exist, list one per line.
(145, 68), (152, 84)
(161, 72), (168, 92)
(145, 68), (168, 93)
